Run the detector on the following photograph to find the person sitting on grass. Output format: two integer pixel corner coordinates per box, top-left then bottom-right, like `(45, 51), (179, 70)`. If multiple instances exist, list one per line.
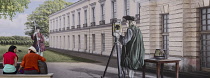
(2, 45), (18, 74)
(18, 46), (46, 74)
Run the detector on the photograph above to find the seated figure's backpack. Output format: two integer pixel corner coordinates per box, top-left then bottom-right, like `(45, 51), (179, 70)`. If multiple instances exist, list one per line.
(38, 61), (48, 74)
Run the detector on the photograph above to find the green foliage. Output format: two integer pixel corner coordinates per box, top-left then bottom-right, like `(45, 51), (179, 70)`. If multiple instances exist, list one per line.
(0, 36), (33, 45)
(25, 0), (72, 38)
(0, 0), (30, 20)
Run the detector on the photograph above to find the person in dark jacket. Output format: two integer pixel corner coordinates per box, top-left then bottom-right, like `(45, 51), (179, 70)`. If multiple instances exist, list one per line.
(120, 16), (145, 78)
(2, 45), (18, 74)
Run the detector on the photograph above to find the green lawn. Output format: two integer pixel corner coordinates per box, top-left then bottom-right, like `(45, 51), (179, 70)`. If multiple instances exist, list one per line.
(0, 45), (96, 63)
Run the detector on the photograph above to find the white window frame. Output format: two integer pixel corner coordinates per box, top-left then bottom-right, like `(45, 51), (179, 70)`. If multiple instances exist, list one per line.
(73, 35), (75, 49)
(67, 15), (70, 27)
(92, 34), (95, 51)
(84, 34), (87, 50)
(101, 4), (105, 20)
(78, 35), (81, 49)
(111, 0), (117, 18)
(63, 16), (65, 30)
(124, 0), (130, 15)
(101, 33), (105, 52)
(137, 3), (140, 14)
(72, 14), (75, 26)
(78, 12), (81, 25)
(59, 17), (61, 29)
(92, 7), (95, 22)
(161, 14), (169, 56)
(84, 10), (87, 24)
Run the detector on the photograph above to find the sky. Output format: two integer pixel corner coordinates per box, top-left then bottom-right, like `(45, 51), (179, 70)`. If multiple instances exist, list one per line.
(0, 0), (79, 36)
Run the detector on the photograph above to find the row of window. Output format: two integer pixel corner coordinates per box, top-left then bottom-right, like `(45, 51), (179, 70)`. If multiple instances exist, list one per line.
(49, 0), (141, 32)
(50, 33), (106, 52)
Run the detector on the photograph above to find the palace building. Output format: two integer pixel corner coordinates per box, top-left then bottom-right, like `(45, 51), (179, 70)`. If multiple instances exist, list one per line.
(49, 0), (210, 72)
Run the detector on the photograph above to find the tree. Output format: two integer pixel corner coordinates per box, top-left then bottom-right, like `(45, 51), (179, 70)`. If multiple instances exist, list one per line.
(25, 0), (72, 38)
(0, 0), (30, 20)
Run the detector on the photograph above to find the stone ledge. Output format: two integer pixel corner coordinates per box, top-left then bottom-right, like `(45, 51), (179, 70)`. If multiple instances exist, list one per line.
(0, 73), (53, 78)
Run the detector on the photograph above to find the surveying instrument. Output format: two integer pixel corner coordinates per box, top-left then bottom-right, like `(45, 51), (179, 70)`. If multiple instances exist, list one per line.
(101, 0), (140, 77)
(101, 18), (124, 78)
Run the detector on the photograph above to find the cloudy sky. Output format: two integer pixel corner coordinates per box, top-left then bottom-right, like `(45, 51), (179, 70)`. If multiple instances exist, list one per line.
(0, 0), (79, 36)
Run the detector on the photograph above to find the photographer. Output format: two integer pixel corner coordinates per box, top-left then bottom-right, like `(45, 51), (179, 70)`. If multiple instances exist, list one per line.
(119, 16), (145, 78)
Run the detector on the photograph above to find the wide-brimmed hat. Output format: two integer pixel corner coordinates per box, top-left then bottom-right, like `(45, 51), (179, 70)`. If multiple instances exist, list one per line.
(28, 46), (37, 52)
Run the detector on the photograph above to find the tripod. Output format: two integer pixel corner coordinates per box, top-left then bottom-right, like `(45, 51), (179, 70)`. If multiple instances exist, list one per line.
(101, 35), (124, 78)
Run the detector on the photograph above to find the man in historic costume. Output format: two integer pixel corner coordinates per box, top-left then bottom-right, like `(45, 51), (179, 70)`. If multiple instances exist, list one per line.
(31, 27), (46, 56)
(119, 16), (145, 78)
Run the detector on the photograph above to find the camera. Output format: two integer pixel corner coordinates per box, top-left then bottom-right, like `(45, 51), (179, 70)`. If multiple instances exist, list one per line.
(113, 20), (121, 33)
(112, 19), (122, 37)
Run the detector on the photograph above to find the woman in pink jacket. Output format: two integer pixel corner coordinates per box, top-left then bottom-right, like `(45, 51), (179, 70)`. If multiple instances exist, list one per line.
(2, 45), (18, 74)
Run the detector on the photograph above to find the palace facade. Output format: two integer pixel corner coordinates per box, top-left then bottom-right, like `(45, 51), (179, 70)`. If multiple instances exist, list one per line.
(49, 0), (210, 72)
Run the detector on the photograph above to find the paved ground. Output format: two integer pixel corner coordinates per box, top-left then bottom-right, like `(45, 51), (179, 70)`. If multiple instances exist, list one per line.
(46, 48), (173, 78)
(47, 62), (173, 78)
(0, 62), (170, 78)
(1, 48), (210, 78)
(47, 48), (210, 78)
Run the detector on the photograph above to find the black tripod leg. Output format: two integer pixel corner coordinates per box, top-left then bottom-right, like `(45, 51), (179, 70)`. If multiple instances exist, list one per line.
(116, 43), (123, 78)
(101, 44), (116, 78)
